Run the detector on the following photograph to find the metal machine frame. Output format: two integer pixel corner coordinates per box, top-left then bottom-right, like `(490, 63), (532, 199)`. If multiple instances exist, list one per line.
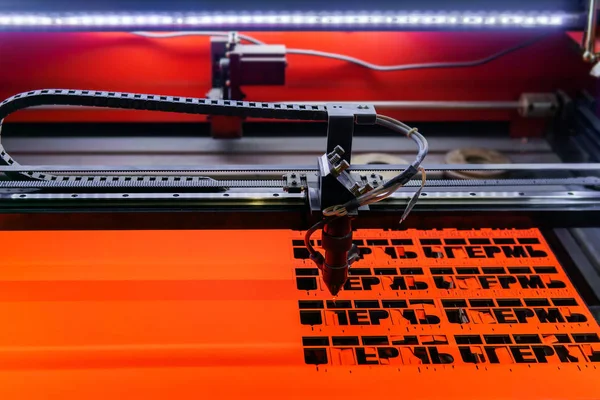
(0, 90), (598, 228)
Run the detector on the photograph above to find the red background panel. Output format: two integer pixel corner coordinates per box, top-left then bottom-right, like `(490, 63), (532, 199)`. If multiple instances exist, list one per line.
(0, 31), (591, 123)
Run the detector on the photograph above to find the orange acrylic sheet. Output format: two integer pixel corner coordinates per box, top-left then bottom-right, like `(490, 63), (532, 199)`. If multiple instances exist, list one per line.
(0, 228), (597, 399)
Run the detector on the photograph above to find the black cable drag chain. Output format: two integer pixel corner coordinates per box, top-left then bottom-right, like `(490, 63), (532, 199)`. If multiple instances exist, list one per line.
(0, 89), (329, 182)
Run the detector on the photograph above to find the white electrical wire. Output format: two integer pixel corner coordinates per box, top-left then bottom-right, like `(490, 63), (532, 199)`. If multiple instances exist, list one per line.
(132, 31), (548, 72)
(285, 34), (547, 71)
(322, 115), (428, 220)
(131, 31), (265, 45)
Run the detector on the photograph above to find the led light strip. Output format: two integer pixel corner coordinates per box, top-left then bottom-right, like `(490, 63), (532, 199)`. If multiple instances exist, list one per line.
(0, 12), (578, 28)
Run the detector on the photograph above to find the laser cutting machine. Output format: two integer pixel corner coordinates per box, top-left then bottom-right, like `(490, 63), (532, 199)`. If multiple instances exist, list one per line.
(0, 0), (600, 398)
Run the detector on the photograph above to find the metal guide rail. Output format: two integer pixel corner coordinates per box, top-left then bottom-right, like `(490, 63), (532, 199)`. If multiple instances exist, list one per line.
(3, 163), (600, 173)
(0, 177), (597, 189)
(0, 175), (598, 205)
(0, 169), (598, 220)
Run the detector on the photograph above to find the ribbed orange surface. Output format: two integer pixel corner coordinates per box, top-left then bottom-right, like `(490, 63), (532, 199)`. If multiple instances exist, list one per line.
(0, 228), (597, 399)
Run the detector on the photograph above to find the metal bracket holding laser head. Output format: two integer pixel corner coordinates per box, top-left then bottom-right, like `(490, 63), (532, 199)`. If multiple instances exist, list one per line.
(312, 103), (376, 296)
(318, 104), (377, 210)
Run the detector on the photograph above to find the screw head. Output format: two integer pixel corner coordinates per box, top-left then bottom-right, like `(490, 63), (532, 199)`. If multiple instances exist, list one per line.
(338, 160), (350, 172)
(583, 51), (597, 63)
(329, 154), (342, 165)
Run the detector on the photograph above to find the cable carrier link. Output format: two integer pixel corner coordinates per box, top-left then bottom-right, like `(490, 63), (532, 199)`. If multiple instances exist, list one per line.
(0, 89), (331, 182)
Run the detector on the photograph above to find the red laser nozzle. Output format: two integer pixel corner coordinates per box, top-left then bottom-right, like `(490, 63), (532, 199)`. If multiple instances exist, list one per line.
(320, 217), (353, 296)
(321, 264), (349, 296)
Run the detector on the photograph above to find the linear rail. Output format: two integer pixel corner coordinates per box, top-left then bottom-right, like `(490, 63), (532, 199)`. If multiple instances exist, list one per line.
(0, 177), (597, 189)
(1, 164), (600, 174)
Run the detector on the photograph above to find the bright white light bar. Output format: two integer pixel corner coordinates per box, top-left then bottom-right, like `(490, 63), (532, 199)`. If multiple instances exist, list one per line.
(0, 12), (578, 29)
